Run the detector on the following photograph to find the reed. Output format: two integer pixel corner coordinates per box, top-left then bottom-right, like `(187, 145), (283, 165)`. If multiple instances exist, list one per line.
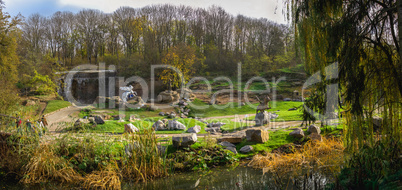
(83, 161), (122, 190)
(21, 144), (82, 184)
(122, 129), (167, 182)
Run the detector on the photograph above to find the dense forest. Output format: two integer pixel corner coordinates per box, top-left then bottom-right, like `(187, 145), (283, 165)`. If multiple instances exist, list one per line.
(17, 4), (298, 81)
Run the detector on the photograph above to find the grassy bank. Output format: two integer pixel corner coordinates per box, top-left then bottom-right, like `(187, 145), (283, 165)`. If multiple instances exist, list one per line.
(43, 100), (71, 115)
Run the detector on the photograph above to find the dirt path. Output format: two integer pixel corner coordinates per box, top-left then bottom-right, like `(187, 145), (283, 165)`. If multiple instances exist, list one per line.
(46, 106), (81, 133)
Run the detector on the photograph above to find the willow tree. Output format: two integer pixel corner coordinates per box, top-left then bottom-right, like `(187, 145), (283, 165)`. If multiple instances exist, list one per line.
(287, 0), (402, 150)
(0, 1), (21, 114)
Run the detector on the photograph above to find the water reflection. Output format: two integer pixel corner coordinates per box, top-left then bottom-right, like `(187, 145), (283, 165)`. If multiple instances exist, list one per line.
(126, 166), (336, 190)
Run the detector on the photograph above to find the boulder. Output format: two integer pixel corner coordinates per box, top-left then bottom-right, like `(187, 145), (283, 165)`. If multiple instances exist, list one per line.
(207, 122), (226, 128)
(153, 120), (167, 131)
(246, 129), (269, 143)
(161, 119), (169, 124)
(159, 112), (165, 116)
(269, 113), (279, 119)
(24, 100), (36, 106)
(124, 123), (139, 133)
(205, 127), (221, 133)
(177, 88), (196, 100)
(157, 90), (179, 103)
(103, 115), (112, 120)
(219, 141), (236, 148)
(168, 112), (176, 118)
(88, 117), (95, 123)
(180, 113), (187, 118)
(219, 136), (244, 144)
(309, 133), (323, 142)
(284, 98), (291, 101)
(255, 111), (270, 126)
(289, 128), (304, 138)
(136, 96), (145, 105)
(187, 125), (201, 133)
(239, 145), (253, 154)
(225, 147), (238, 154)
(168, 120), (186, 130)
(307, 124), (321, 134)
(94, 116), (105, 124)
(172, 134), (197, 148)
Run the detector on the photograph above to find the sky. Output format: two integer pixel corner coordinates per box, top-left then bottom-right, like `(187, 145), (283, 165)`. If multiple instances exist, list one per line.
(3, 0), (287, 24)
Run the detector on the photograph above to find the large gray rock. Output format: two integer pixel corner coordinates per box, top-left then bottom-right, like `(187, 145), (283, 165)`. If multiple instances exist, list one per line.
(187, 125), (201, 133)
(124, 123), (139, 133)
(307, 124), (321, 134)
(159, 112), (165, 116)
(255, 111), (270, 126)
(172, 133), (197, 148)
(239, 145), (253, 154)
(225, 146), (238, 154)
(219, 136), (244, 144)
(207, 122), (226, 128)
(205, 127), (221, 133)
(289, 128), (304, 138)
(94, 116), (105, 124)
(168, 112), (176, 118)
(269, 113), (279, 119)
(246, 129), (269, 143)
(168, 120), (186, 130)
(153, 120), (167, 131)
(219, 141), (236, 148)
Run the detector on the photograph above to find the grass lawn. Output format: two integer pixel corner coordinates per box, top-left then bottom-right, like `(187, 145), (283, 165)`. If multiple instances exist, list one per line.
(85, 118), (208, 134)
(43, 100), (72, 114)
(191, 99), (303, 119)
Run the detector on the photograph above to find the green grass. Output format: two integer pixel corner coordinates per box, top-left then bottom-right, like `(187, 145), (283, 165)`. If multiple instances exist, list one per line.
(43, 100), (72, 114)
(235, 128), (304, 158)
(191, 99), (302, 119)
(84, 118), (208, 134)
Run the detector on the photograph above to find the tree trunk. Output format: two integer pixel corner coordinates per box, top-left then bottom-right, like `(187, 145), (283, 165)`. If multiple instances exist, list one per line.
(398, 0), (402, 96)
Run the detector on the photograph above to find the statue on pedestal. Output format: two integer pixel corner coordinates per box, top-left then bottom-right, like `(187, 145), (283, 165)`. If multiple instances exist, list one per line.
(120, 85), (137, 103)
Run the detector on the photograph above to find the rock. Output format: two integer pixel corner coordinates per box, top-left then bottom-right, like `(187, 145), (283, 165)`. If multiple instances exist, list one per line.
(205, 127), (221, 133)
(172, 133), (197, 148)
(187, 125), (201, 133)
(177, 88), (196, 100)
(94, 116), (105, 124)
(239, 145), (253, 154)
(225, 147), (238, 154)
(117, 119), (125, 123)
(307, 124), (321, 134)
(74, 118), (90, 127)
(284, 98), (291, 101)
(88, 117), (95, 123)
(153, 120), (167, 131)
(289, 128), (304, 138)
(113, 114), (126, 120)
(207, 122), (226, 128)
(24, 100), (36, 106)
(180, 113), (187, 118)
(159, 112), (165, 116)
(136, 96), (145, 105)
(129, 115), (138, 122)
(157, 90), (179, 103)
(309, 133), (323, 142)
(219, 136), (244, 144)
(168, 112), (176, 118)
(219, 141), (236, 148)
(246, 129), (269, 143)
(269, 113), (279, 119)
(240, 102), (246, 106)
(168, 120), (186, 130)
(161, 119), (168, 124)
(288, 108), (297, 111)
(103, 115), (112, 120)
(255, 111), (270, 126)
(124, 123), (139, 133)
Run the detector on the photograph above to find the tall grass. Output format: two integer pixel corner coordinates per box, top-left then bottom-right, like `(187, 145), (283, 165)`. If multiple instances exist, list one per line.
(122, 129), (168, 182)
(21, 144), (82, 184)
(248, 138), (344, 174)
(83, 161), (122, 190)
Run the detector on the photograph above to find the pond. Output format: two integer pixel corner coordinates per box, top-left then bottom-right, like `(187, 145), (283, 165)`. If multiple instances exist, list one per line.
(1, 165), (337, 189)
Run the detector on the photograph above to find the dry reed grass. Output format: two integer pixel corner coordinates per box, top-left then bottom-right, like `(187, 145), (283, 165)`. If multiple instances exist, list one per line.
(248, 137), (345, 174)
(122, 129), (167, 182)
(21, 144), (82, 184)
(83, 162), (122, 190)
